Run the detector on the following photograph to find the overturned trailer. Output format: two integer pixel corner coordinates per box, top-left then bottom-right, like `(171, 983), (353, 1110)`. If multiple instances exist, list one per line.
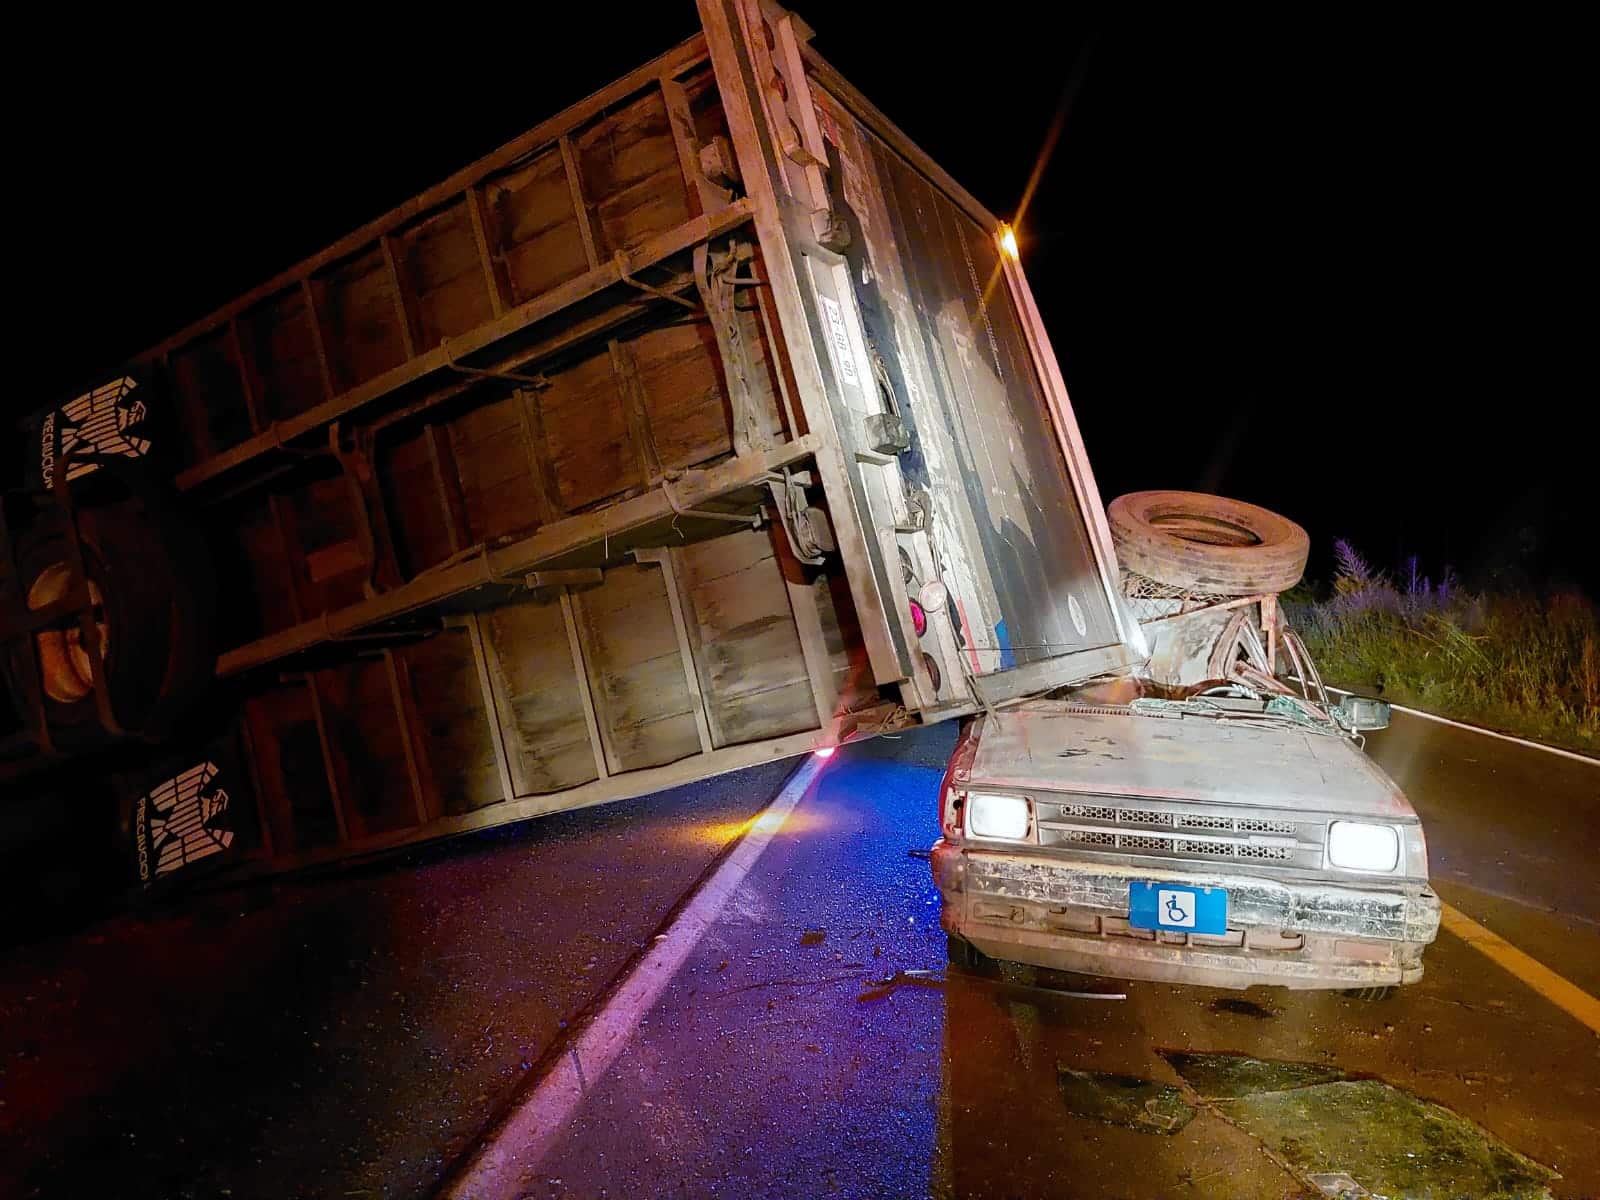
(1, 0), (1141, 886)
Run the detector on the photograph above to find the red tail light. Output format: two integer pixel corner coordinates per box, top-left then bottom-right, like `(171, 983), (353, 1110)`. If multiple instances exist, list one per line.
(938, 716), (982, 838)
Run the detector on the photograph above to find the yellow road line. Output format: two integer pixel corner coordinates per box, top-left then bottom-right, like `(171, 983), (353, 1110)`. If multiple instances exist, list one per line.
(1440, 901), (1600, 1036)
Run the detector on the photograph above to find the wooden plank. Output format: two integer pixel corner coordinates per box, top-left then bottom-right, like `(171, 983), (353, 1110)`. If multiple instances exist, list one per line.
(488, 147), (589, 305)
(299, 279), (338, 401)
(238, 287), (328, 422)
(576, 563), (700, 773)
(675, 530), (815, 744)
(176, 202), (754, 491)
(539, 345), (644, 511)
(516, 387), (565, 525)
(243, 683), (342, 853)
(576, 90), (692, 258)
(136, 35), (712, 365)
(561, 590), (610, 784)
(305, 673), (351, 843)
(395, 200), (497, 350)
(231, 728), (818, 877)
(482, 593), (600, 795)
(426, 423), (472, 554)
(169, 327), (255, 464)
(384, 650), (432, 824)
(609, 338), (662, 485)
(215, 434), (819, 675)
(267, 494), (307, 624)
(636, 549), (716, 752)
(227, 318), (264, 435)
(463, 185), (506, 317)
(559, 135), (601, 271)
(396, 624), (503, 814)
(446, 392), (544, 545)
(380, 234), (418, 358)
(630, 321), (737, 471)
(238, 702), (275, 858)
(316, 656), (421, 837)
(377, 425), (454, 575)
(464, 614), (516, 805)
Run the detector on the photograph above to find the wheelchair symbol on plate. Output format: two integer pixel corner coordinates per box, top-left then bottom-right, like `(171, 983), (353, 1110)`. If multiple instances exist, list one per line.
(1157, 888), (1196, 928)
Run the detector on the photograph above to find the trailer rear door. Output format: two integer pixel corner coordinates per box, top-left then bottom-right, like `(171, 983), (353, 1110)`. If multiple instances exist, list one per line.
(701, 0), (1137, 711)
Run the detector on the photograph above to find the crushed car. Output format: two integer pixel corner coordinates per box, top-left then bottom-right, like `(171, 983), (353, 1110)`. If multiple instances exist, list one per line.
(934, 492), (1440, 996)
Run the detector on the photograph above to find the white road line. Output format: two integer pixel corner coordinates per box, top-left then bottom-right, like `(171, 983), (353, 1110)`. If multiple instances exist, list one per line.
(1306, 682), (1598, 767)
(440, 756), (824, 1200)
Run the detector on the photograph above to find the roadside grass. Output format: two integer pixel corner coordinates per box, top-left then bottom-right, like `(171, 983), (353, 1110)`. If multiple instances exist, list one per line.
(1285, 542), (1600, 757)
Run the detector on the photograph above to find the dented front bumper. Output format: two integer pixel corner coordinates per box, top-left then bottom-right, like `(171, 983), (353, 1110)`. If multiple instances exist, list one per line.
(932, 843), (1440, 991)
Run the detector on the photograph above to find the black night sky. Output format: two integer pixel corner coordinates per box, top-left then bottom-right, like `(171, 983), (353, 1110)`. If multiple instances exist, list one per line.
(13, 7), (1588, 597)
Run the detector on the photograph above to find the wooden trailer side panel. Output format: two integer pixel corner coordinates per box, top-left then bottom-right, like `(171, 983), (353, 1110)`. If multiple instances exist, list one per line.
(482, 595), (600, 797)
(243, 682), (341, 854)
(676, 528), (814, 745)
(394, 627), (503, 815)
(392, 199), (496, 351)
(579, 564), (702, 773)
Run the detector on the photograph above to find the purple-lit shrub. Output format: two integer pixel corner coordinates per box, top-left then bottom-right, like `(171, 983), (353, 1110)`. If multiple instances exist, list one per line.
(1287, 543), (1599, 754)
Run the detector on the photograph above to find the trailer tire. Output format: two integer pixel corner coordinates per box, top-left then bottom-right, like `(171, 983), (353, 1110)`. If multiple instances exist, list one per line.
(5, 498), (214, 750)
(1108, 491), (1309, 595)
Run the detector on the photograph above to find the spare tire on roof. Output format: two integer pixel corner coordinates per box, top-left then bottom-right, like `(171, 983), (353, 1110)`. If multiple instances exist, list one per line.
(1108, 490), (1309, 595)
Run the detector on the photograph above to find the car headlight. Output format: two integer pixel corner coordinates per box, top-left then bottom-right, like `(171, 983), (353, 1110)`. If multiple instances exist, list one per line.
(966, 792), (1031, 841)
(1327, 821), (1400, 872)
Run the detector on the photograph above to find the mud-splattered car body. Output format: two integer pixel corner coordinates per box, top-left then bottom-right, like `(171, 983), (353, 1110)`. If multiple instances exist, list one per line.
(932, 695), (1440, 991)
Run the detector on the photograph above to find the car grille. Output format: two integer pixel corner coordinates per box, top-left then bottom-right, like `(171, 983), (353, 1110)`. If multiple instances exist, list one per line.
(1034, 797), (1324, 869)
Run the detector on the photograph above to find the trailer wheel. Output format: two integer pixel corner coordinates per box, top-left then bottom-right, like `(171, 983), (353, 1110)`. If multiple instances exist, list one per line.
(1108, 491), (1309, 595)
(6, 498), (213, 749)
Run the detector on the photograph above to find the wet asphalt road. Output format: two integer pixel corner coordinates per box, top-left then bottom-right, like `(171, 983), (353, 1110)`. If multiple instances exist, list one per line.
(0, 760), (799, 1199)
(1, 715), (1596, 1198)
(495, 723), (1600, 1200)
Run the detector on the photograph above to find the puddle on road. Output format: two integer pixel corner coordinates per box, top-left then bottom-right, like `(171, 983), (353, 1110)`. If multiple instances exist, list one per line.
(1208, 996), (1278, 1020)
(1056, 1068), (1195, 1135)
(1164, 1051), (1347, 1098)
(1162, 1052), (1558, 1199)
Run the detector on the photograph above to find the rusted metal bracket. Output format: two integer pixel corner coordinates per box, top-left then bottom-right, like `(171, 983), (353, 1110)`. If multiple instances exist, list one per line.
(523, 569), (603, 590)
(661, 476), (763, 530)
(613, 251), (703, 313)
(696, 241), (779, 454)
(439, 340), (551, 388)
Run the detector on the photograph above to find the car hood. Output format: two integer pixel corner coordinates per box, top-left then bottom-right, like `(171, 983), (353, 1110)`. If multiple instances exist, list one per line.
(968, 701), (1415, 821)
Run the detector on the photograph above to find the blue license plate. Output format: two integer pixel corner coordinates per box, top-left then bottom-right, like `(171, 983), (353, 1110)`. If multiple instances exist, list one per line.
(1129, 882), (1228, 935)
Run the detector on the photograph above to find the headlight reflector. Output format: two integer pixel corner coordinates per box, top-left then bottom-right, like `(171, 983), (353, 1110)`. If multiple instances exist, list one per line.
(1327, 821), (1400, 872)
(966, 792), (1031, 841)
